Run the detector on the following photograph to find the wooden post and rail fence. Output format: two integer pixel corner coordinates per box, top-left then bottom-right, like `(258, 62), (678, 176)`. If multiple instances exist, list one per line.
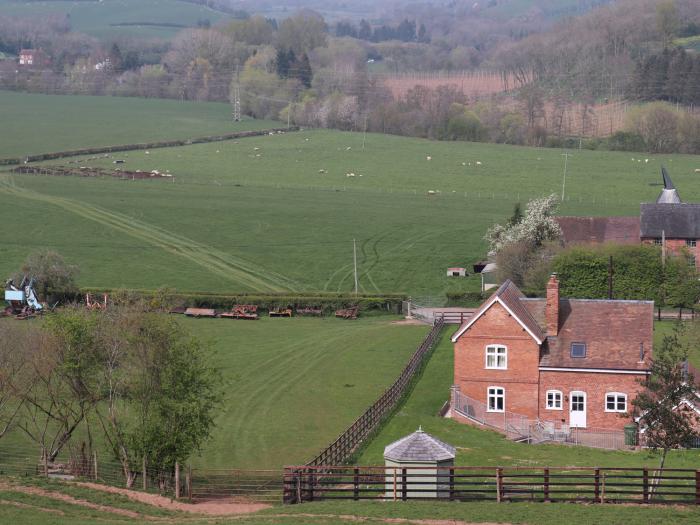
(282, 465), (700, 505)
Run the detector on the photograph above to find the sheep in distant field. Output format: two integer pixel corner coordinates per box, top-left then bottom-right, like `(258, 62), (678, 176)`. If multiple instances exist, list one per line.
(426, 156), (432, 161)
(346, 173), (355, 177)
(645, 158), (649, 163)
(476, 161), (482, 165)
(318, 169), (327, 174)
(145, 151), (150, 155)
(346, 146), (352, 150)
(254, 147), (260, 151)
(695, 168), (700, 173)
(461, 162), (466, 166)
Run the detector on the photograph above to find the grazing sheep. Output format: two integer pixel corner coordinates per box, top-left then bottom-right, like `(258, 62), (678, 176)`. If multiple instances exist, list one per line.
(695, 169), (700, 173)
(476, 161), (482, 165)
(216, 150), (220, 153)
(346, 146), (352, 150)
(645, 158), (649, 163)
(346, 173), (355, 177)
(145, 151), (150, 155)
(426, 156), (432, 161)
(427, 190), (436, 195)
(318, 169), (327, 174)
(254, 147), (260, 151)
(461, 162), (466, 166)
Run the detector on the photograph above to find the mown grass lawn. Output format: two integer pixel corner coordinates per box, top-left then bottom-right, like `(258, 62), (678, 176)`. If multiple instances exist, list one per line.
(2, 125), (698, 296)
(0, 316), (428, 470)
(356, 328), (700, 469)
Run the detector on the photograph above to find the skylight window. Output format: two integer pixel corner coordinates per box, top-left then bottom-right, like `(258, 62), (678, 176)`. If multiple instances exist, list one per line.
(570, 342), (586, 358)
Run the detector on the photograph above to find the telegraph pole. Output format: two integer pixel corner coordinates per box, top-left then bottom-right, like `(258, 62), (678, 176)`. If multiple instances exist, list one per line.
(353, 238), (359, 295)
(362, 114), (368, 150)
(561, 153), (572, 201)
(231, 65), (241, 122)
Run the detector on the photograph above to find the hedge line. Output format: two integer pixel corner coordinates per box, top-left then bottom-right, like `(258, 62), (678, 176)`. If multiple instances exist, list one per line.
(78, 288), (407, 315)
(0, 126), (299, 166)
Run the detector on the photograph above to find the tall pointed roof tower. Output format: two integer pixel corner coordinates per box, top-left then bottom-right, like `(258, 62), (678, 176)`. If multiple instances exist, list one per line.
(656, 166), (682, 204)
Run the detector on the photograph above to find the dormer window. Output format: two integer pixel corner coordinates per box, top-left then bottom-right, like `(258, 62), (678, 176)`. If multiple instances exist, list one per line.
(654, 238), (663, 245)
(570, 342), (586, 358)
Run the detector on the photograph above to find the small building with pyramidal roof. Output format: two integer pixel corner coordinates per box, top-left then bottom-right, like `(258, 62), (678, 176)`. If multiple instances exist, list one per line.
(384, 427), (455, 499)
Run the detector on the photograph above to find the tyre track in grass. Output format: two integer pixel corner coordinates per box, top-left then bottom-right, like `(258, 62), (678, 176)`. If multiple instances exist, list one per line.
(247, 325), (364, 463)
(0, 179), (300, 292)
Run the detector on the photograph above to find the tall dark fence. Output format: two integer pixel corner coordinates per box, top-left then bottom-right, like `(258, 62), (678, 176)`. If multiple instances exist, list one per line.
(306, 318), (444, 467)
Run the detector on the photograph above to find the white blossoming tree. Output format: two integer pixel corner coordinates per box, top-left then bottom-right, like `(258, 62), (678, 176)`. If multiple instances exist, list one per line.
(485, 194), (562, 253)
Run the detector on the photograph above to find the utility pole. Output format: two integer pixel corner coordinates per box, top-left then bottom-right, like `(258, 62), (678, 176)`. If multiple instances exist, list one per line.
(362, 114), (368, 150)
(287, 101), (291, 129)
(231, 65), (241, 122)
(353, 238), (359, 296)
(561, 153), (571, 201)
(662, 229), (666, 267)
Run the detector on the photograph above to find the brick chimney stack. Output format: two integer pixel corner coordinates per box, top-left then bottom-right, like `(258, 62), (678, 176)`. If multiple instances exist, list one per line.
(546, 274), (560, 336)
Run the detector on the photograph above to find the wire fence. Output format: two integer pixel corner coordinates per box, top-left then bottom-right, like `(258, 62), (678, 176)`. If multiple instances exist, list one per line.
(0, 444), (281, 502)
(283, 465), (700, 505)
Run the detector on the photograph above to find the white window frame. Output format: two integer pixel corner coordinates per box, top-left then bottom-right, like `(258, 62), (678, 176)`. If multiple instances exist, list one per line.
(604, 392), (627, 413)
(686, 239), (696, 248)
(485, 345), (507, 370)
(545, 390), (563, 411)
(487, 386), (505, 413)
(570, 342), (587, 358)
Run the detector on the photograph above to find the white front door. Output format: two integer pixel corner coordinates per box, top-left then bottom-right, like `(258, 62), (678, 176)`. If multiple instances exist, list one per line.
(569, 391), (587, 428)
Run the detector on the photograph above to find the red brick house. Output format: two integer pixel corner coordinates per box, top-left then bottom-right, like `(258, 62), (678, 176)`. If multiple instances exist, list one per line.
(451, 275), (652, 432)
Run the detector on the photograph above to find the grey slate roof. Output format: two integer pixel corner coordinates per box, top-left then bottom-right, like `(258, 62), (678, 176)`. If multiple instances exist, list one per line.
(640, 203), (700, 239)
(384, 428), (455, 462)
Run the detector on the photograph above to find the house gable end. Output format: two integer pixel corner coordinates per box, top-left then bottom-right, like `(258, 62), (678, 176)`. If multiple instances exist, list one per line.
(452, 298), (543, 344)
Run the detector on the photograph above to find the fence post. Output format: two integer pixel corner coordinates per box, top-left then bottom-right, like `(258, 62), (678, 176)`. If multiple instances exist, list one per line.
(401, 468), (408, 501)
(353, 467), (360, 501)
(543, 468), (549, 502)
(175, 462), (180, 499)
(643, 468), (649, 504)
(93, 451), (98, 481)
(695, 470), (700, 505)
(496, 468), (503, 502)
(594, 468), (600, 503)
(142, 456), (147, 491)
(449, 467), (455, 501)
(186, 465), (192, 503)
(307, 468), (314, 502)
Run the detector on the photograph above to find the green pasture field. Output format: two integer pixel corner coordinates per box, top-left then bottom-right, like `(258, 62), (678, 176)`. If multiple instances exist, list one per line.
(356, 327), (700, 469)
(0, 91), (279, 159)
(0, 0), (229, 40)
(0, 121), (699, 296)
(0, 316), (428, 469)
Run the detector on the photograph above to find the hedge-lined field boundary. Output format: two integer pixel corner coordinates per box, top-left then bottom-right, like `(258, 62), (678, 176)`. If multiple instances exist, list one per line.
(78, 287), (407, 314)
(0, 126), (300, 166)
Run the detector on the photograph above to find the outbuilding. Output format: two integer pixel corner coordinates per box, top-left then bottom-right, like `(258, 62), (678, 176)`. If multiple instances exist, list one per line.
(384, 427), (455, 499)
(446, 267), (467, 277)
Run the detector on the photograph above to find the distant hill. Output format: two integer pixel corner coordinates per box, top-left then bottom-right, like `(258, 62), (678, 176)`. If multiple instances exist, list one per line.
(0, 0), (232, 40)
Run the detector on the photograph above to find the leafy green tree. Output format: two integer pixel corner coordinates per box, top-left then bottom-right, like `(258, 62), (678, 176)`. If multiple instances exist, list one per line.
(632, 323), (699, 474)
(93, 305), (222, 487)
(17, 249), (79, 303)
(657, 0), (680, 48)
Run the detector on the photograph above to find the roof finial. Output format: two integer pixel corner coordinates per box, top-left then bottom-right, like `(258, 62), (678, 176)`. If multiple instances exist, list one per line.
(417, 425), (423, 433)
